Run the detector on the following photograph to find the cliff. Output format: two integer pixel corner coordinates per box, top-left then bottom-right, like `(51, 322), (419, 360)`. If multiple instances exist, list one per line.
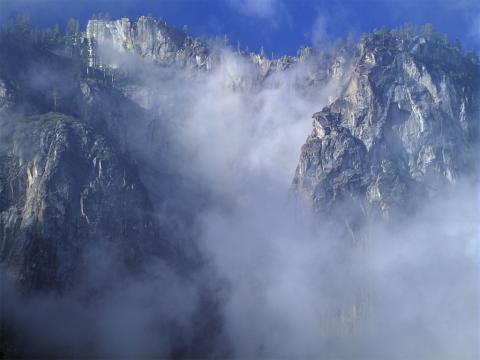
(0, 113), (159, 292)
(292, 29), (479, 225)
(85, 16), (211, 69)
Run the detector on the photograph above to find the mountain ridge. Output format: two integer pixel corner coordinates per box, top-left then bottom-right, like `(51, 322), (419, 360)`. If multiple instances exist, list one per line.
(0, 15), (478, 358)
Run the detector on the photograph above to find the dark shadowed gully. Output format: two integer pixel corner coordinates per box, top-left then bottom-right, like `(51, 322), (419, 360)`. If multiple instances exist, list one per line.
(0, 15), (479, 359)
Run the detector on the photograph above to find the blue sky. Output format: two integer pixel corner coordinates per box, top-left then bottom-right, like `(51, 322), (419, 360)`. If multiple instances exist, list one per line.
(1, 0), (479, 56)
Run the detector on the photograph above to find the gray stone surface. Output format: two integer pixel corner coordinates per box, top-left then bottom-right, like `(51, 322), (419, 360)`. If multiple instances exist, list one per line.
(0, 113), (158, 292)
(85, 16), (211, 69)
(293, 30), (479, 221)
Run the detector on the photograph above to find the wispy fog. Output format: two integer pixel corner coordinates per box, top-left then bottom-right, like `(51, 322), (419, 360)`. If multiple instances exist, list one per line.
(1, 27), (479, 359)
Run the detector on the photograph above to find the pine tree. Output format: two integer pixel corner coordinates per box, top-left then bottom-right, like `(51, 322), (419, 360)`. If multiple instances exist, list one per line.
(52, 87), (58, 111)
(423, 23), (434, 37)
(15, 15), (31, 36)
(67, 18), (80, 56)
(52, 24), (64, 45)
(67, 18), (80, 36)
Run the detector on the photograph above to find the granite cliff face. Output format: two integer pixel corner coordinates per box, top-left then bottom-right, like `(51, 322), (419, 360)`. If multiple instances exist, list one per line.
(85, 16), (211, 69)
(0, 113), (159, 292)
(0, 27), (216, 356)
(0, 16), (479, 358)
(293, 29), (479, 224)
(1, 17), (478, 292)
(0, 14), (355, 298)
(0, 30), (175, 294)
(83, 16), (354, 92)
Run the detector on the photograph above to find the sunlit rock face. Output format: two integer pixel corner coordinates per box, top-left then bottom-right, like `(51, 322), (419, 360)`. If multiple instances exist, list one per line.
(293, 30), (480, 220)
(85, 16), (211, 69)
(84, 16), (355, 96)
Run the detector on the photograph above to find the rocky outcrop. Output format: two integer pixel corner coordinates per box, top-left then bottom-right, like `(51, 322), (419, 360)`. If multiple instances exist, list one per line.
(85, 16), (211, 69)
(0, 113), (159, 292)
(82, 16), (355, 97)
(293, 29), (480, 221)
